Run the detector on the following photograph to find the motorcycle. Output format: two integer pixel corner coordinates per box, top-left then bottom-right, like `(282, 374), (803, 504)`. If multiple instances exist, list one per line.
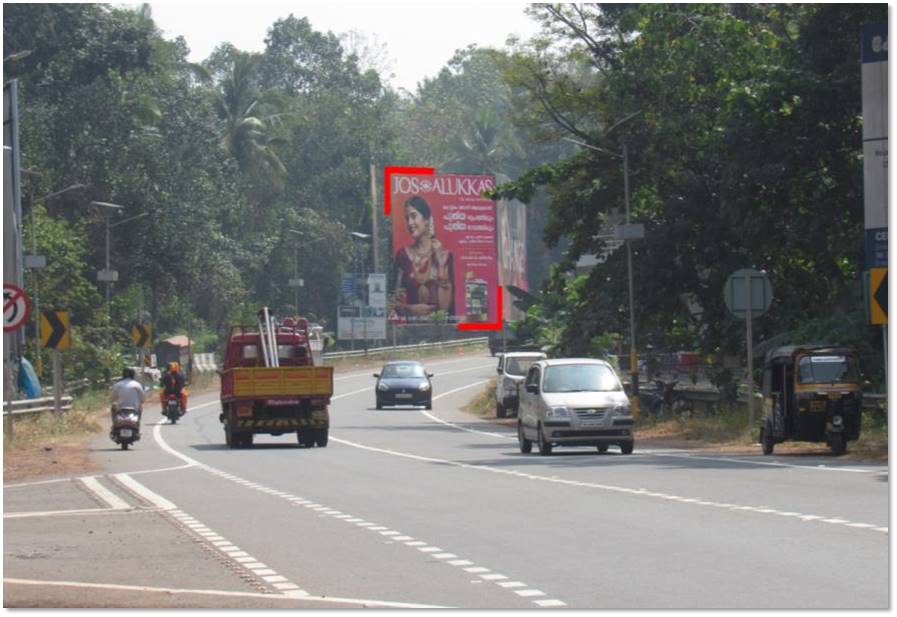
(643, 379), (694, 419)
(111, 406), (141, 450)
(163, 393), (185, 424)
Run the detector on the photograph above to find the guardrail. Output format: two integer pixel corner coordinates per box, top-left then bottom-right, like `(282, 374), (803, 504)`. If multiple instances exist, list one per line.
(323, 337), (489, 361)
(3, 396), (73, 416)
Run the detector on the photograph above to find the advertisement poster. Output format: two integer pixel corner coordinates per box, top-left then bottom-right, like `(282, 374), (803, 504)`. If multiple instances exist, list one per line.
(496, 195), (528, 322)
(390, 174), (498, 324)
(337, 272), (386, 340)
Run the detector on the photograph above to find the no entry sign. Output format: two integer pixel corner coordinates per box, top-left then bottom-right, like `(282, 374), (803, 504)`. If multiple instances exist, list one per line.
(3, 283), (31, 333)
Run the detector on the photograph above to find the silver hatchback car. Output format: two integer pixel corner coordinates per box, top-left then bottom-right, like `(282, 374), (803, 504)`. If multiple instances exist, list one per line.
(518, 358), (634, 455)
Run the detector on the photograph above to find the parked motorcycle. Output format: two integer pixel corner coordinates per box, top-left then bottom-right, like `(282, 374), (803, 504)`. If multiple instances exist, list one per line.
(163, 393), (185, 424)
(643, 379), (694, 419)
(111, 406), (141, 450)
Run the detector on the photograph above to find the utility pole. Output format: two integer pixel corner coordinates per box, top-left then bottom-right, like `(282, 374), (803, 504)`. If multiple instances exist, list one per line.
(370, 159), (380, 273)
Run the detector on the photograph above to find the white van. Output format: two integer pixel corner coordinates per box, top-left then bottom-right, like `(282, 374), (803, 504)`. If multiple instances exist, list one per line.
(495, 351), (547, 418)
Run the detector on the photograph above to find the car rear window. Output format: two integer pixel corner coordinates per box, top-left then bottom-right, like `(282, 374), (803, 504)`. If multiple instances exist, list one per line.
(381, 364), (425, 378)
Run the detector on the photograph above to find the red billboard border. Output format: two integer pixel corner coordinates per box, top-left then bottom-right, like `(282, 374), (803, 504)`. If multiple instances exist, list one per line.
(383, 166), (434, 216)
(457, 285), (503, 331)
(385, 165), (501, 331)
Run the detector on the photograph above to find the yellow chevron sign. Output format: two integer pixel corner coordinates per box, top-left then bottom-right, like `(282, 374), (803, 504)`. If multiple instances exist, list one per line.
(40, 310), (70, 350)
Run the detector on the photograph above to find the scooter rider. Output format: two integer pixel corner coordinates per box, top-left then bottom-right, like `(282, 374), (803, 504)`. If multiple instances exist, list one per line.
(110, 367), (146, 433)
(160, 361), (188, 414)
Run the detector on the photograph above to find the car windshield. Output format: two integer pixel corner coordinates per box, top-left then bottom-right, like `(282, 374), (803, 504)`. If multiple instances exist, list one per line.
(797, 355), (860, 384)
(380, 364), (426, 379)
(505, 357), (541, 377)
(543, 364), (621, 393)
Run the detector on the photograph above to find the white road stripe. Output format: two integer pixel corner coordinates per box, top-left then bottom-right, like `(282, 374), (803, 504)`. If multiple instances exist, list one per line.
(112, 474), (177, 511)
(3, 578), (450, 608)
(534, 599), (568, 607)
(78, 476), (130, 510)
(330, 437), (887, 535)
(515, 589), (546, 597)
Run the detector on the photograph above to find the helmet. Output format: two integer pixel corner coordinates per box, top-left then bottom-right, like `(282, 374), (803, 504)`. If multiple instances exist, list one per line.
(168, 362), (180, 373)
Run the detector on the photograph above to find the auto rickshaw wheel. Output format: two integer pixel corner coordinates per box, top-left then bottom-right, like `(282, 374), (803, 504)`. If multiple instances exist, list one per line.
(761, 418), (774, 455)
(829, 432), (846, 456)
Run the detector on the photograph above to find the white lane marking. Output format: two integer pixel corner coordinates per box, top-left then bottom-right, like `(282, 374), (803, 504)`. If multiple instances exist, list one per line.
(411, 381), (888, 477)
(498, 582), (527, 589)
(448, 560), (474, 566)
(481, 574), (508, 581)
(3, 578), (450, 608)
(535, 599), (568, 607)
(3, 507), (134, 519)
(126, 463), (197, 476)
(78, 476), (130, 511)
(515, 589), (546, 597)
(112, 474), (177, 510)
(331, 436), (887, 535)
(152, 409), (566, 608)
(4, 477), (73, 489)
(107, 471), (307, 596)
(647, 451), (886, 475)
(433, 553), (457, 559)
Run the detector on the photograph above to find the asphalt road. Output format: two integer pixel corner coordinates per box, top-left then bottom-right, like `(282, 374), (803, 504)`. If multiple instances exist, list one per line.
(4, 352), (889, 608)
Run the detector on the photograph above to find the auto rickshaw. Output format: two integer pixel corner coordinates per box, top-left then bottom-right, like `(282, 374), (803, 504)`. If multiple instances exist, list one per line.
(759, 345), (862, 455)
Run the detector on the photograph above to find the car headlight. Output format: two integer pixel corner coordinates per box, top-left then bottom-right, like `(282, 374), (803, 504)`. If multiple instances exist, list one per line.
(377, 383), (390, 392)
(547, 406), (570, 417)
(613, 404), (630, 416)
(418, 382), (430, 391)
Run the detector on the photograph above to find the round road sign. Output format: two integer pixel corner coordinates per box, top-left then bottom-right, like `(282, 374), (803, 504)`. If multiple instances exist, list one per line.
(3, 283), (32, 333)
(724, 269), (773, 320)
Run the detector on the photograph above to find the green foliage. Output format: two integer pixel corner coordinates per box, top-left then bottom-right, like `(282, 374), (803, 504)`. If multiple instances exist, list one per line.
(497, 3), (886, 379)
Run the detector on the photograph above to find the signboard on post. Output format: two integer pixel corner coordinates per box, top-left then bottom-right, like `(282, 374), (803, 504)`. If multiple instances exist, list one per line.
(40, 309), (70, 350)
(869, 267), (888, 325)
(862, 22), (888, 269)
(336, 272), (386, 341)
(3, 283), (31, 333)
(131, 321), (152, 348)
(724, 269), (774, 432)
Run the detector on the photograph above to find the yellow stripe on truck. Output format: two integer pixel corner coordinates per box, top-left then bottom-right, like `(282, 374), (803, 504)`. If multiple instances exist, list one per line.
(231, 367), (334, 397)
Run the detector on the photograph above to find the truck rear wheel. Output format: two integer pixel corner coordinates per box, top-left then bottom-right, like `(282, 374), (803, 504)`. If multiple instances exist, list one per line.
(314, 429), (328, 447)
(297, 430), (314, 447)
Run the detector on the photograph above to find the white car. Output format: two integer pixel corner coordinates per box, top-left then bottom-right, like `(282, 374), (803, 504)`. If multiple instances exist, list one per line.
(518, 358), (634, 455)
(495, 351), (546, 418)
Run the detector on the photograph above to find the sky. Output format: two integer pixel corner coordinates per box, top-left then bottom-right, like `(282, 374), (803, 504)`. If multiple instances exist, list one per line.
(149, 2), (542, 92)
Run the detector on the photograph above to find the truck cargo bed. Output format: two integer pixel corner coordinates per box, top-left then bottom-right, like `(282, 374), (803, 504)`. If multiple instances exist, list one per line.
(221, 366), (333, 400)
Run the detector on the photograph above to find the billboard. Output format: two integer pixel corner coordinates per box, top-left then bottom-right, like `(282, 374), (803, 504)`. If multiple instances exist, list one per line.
(390, 174), (498, 324)
(862, 22), (888, 268)
(337, 272), (386, 341)
(496, 195), (528, 322)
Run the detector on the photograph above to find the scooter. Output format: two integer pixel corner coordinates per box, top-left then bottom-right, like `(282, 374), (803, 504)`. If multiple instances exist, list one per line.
(111, 406), (141, 450)
(162, 393), (185, 424)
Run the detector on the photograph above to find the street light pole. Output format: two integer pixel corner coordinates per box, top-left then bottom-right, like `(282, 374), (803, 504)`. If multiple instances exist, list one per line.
(622, 141), (640, 416)
(562, 112), (642, 416)
(26, 182), (86, 377)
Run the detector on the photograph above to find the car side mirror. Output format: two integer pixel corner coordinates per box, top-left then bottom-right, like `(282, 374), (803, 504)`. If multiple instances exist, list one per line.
(373, 373), (379, 378)
(496, 367), (502, 373)
(526, 384), (539, 394)
(427, 372), (434, 378)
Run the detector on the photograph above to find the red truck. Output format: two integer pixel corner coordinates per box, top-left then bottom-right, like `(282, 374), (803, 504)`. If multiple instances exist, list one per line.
(219, 313), (333, 449)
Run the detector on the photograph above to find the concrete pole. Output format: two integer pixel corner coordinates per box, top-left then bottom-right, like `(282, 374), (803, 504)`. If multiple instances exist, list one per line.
(52, 349), (62, 415)
(623, 142), (639, 417)
(4, 361), (14, 440)
(105, 213), (111, 313)
(746, 275), (755, 431)
(370, 159), (380, 273)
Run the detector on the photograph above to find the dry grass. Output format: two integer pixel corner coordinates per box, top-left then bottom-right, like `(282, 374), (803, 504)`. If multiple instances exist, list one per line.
(465, 378), (497, 417)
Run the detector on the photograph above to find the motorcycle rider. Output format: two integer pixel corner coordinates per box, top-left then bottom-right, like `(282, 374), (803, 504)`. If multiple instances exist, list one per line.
(160, 361), (188, 415)
(110, 367), (146, 435)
